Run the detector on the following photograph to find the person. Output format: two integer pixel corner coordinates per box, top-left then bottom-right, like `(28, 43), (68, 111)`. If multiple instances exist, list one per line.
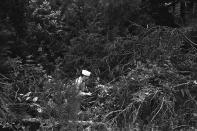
(68, 70), (92, 121)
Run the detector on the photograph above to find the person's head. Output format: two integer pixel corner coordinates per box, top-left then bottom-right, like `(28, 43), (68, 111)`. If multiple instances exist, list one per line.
(82, 70), (91, 80)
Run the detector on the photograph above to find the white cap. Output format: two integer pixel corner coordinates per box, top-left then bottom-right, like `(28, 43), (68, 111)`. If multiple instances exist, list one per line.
(82, 70), (91, 77)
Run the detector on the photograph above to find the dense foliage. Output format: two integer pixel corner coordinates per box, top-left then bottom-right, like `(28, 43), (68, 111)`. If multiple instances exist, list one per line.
(0, 0), (197, 130)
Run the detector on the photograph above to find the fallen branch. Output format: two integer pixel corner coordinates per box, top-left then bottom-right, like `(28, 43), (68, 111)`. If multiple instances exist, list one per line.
(103, 110), (122, 122)
(172, 125), (190, 131)
(151, 97), (165, 122)
(172, 81), (194, 90)
(0, 73), (9, 80)
(178, 30), (197, 50)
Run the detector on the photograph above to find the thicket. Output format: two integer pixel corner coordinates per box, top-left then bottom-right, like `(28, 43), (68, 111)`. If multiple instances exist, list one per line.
(0, 0), (197, 130)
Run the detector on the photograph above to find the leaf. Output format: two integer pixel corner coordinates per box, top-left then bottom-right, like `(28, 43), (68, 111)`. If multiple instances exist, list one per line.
(193, 113), (197, 117)
(33, 97), (38, 102)
(17, 97), (22, 102)
(24, 92), (31, 97)
(180, 89), (185, 97)
(26, 97), (31, 101)
(185, 88), (191, 98)
(37, 108), (43, 113)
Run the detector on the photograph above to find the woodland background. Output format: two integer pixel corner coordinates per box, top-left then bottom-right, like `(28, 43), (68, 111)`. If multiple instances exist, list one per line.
(0, 0), (197, 130)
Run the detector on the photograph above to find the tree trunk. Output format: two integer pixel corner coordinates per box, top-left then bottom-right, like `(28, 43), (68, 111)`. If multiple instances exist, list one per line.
(193, 2), (197, 16)
(180, 0), (186, 25)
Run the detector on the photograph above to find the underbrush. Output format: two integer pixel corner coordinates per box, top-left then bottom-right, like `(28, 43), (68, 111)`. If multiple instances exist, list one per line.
(1, 0), (197, 130)
(1, 25), (197, 131)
